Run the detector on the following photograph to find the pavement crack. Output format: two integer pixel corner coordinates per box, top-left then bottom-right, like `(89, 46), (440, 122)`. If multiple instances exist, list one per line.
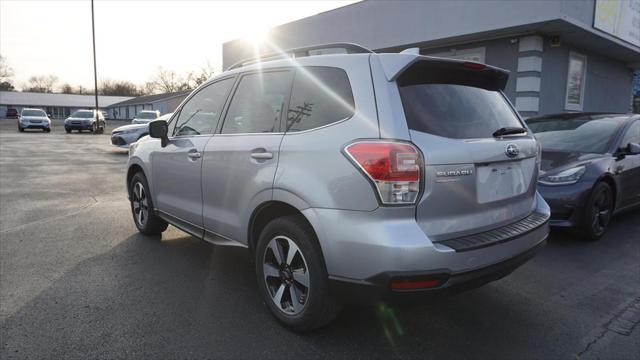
(575, 328), (607, 359)
(575, 296), (640, 359)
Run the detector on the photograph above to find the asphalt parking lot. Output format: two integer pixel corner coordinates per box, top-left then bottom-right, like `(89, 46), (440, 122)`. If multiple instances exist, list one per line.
(0, 118), (638, 359)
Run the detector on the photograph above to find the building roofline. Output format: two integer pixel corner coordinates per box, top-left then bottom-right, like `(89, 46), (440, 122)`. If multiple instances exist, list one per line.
(106, 90), (191, 108)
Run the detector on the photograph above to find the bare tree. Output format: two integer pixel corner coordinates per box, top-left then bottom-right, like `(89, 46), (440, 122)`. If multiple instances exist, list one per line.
(0, 55), (15, 91)
(149, 67), (191, 93)
(188, 61), (216, 88)
(99, 79), (140, 96)
(60, 83), (75, 94)
(23, 75), (58, 93)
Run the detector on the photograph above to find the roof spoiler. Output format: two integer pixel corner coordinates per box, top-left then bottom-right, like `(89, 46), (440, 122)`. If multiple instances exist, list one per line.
(376, 53), (510, 91)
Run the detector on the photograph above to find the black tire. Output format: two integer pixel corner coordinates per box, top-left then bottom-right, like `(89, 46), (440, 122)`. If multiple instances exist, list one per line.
(578, 182), (614, 241)
(18, 127), (24, 132)
(95, 122), (104, 134)
(255, 215), (340, 332)
(129, 172), (168, 235)
(65, 129), (71, 133)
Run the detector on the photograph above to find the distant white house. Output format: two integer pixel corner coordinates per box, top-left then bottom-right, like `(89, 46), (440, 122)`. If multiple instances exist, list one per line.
(0, 91), (132, 119)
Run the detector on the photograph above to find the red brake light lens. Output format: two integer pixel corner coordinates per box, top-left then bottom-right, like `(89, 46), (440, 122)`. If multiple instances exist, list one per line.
(345, 141), (422, 204)
(391, 279), (441, 290)
(463, 61), (486, 70)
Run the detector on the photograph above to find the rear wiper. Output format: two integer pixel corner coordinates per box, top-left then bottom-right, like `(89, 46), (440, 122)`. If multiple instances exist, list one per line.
(492, 126), (527, 137)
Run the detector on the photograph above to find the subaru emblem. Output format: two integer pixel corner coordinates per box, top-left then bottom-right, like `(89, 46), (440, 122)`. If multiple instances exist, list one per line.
(505, 144), (519, 158)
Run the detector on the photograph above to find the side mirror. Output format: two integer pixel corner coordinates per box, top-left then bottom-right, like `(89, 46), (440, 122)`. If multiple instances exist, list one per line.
(149, 119), (169, 147)
(626, 143), (640, 155)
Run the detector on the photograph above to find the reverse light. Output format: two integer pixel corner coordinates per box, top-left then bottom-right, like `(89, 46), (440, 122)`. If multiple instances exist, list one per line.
(344, 141), (422, 205)
(538, 165), (586, 186)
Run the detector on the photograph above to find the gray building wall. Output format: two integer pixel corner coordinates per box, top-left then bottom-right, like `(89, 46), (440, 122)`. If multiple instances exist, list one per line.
(540, 43), (634, 115)
(420, 36), (634, 116)
(222, 0), (639, 117)
(223, 0), (637, 69)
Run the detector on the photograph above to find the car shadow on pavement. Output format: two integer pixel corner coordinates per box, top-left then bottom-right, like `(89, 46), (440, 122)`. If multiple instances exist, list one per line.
(1, 230), (578, 360)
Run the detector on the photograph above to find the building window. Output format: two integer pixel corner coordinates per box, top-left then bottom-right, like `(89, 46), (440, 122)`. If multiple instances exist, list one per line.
(565, 51), (587, 111)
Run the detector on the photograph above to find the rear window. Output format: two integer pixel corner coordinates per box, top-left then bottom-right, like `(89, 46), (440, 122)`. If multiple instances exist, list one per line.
(286, 67), (354, 132)
(71, 110), (94, 118)
(399, 84), (522, 139)
(137, 112), (157, 119)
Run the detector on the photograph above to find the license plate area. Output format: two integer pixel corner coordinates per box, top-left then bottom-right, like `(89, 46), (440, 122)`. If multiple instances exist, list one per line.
(476, 158), (534, 204)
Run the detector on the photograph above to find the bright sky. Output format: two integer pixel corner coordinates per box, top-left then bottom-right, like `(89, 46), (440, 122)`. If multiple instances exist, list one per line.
(0, 0), (357, 89)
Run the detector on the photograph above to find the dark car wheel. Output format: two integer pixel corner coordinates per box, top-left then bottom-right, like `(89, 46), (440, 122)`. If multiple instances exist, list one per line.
(579, 182), (613, 241)
(129, 172), (168, 236)
(18, 127), (24, 132)
(255, 215), (341, 332)
(65, 128), (71, 133)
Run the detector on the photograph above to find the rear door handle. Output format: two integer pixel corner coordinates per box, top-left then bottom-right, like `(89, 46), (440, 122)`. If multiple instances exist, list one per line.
(250, 152), (273, 160)
(187, 149), (201, 160)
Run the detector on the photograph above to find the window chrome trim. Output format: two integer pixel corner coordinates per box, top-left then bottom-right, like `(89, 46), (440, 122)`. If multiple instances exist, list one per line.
(283, 115), (354, 135)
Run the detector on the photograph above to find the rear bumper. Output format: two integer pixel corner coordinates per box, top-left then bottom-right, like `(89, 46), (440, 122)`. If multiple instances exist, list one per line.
(303, 192), (550, 300)
(65, 121), (96, 130)
(330, 238), (546, 304)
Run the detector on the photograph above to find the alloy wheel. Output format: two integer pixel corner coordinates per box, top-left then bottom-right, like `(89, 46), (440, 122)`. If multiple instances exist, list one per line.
(263, 236), (310, 315)
(131, 182), (148, 227)
(591, 189), (612, 235)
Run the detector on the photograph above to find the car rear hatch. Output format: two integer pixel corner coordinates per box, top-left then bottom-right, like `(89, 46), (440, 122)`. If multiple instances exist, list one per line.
(395, 58), (540, 241)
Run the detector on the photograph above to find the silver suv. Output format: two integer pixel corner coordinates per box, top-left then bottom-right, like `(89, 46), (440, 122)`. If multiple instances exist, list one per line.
(126, 44), (550, 331)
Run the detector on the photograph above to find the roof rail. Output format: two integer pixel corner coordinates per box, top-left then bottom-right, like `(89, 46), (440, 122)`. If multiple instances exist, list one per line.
(226, 42), (374, 71)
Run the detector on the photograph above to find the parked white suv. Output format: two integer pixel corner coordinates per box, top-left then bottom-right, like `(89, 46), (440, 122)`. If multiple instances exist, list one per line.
(126, 44), (550, 331)
(18, 108), (51, 132)
(131, 110), (160, 124)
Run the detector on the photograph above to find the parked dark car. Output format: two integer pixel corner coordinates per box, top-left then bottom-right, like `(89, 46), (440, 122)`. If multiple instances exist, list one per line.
(6, 108), (18, 118)
(526, 113), (640, 240)
(64, 109), (106, 133)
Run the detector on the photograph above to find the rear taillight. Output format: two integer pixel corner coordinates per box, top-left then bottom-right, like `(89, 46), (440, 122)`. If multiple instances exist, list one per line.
(344, 141), (422, 205)
(463, 61), (486, 70)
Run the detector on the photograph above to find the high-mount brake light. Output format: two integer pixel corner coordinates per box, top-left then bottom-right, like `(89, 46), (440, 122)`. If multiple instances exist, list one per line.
(463, 61), (486, 70)
(344, 141), (422, 205)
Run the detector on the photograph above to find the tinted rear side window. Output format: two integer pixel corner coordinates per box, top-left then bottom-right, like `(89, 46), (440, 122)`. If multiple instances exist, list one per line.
(286, 67), (354, 132)
(222, 71), (293, 134)
(399, 84), (522, 139)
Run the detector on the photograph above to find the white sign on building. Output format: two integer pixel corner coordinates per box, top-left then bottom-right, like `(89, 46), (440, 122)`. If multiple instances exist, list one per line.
(594, 0), (640, 47)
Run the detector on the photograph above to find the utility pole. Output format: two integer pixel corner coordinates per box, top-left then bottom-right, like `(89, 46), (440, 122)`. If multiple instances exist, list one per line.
(91, 0), (100, 133)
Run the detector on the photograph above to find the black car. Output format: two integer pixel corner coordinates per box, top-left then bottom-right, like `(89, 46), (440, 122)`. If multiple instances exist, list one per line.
(6, 108), (18, 118)
(526, 113), (640, 240)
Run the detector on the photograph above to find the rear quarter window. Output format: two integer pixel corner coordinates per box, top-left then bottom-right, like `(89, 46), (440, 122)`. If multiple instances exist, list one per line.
(286, 67), (354, 132)
(399, 84), (522, 139)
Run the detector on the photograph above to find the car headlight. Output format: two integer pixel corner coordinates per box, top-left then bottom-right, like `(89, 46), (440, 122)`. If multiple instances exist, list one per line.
(120, 129), (140, 134)
(539, 165), (586, 185)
